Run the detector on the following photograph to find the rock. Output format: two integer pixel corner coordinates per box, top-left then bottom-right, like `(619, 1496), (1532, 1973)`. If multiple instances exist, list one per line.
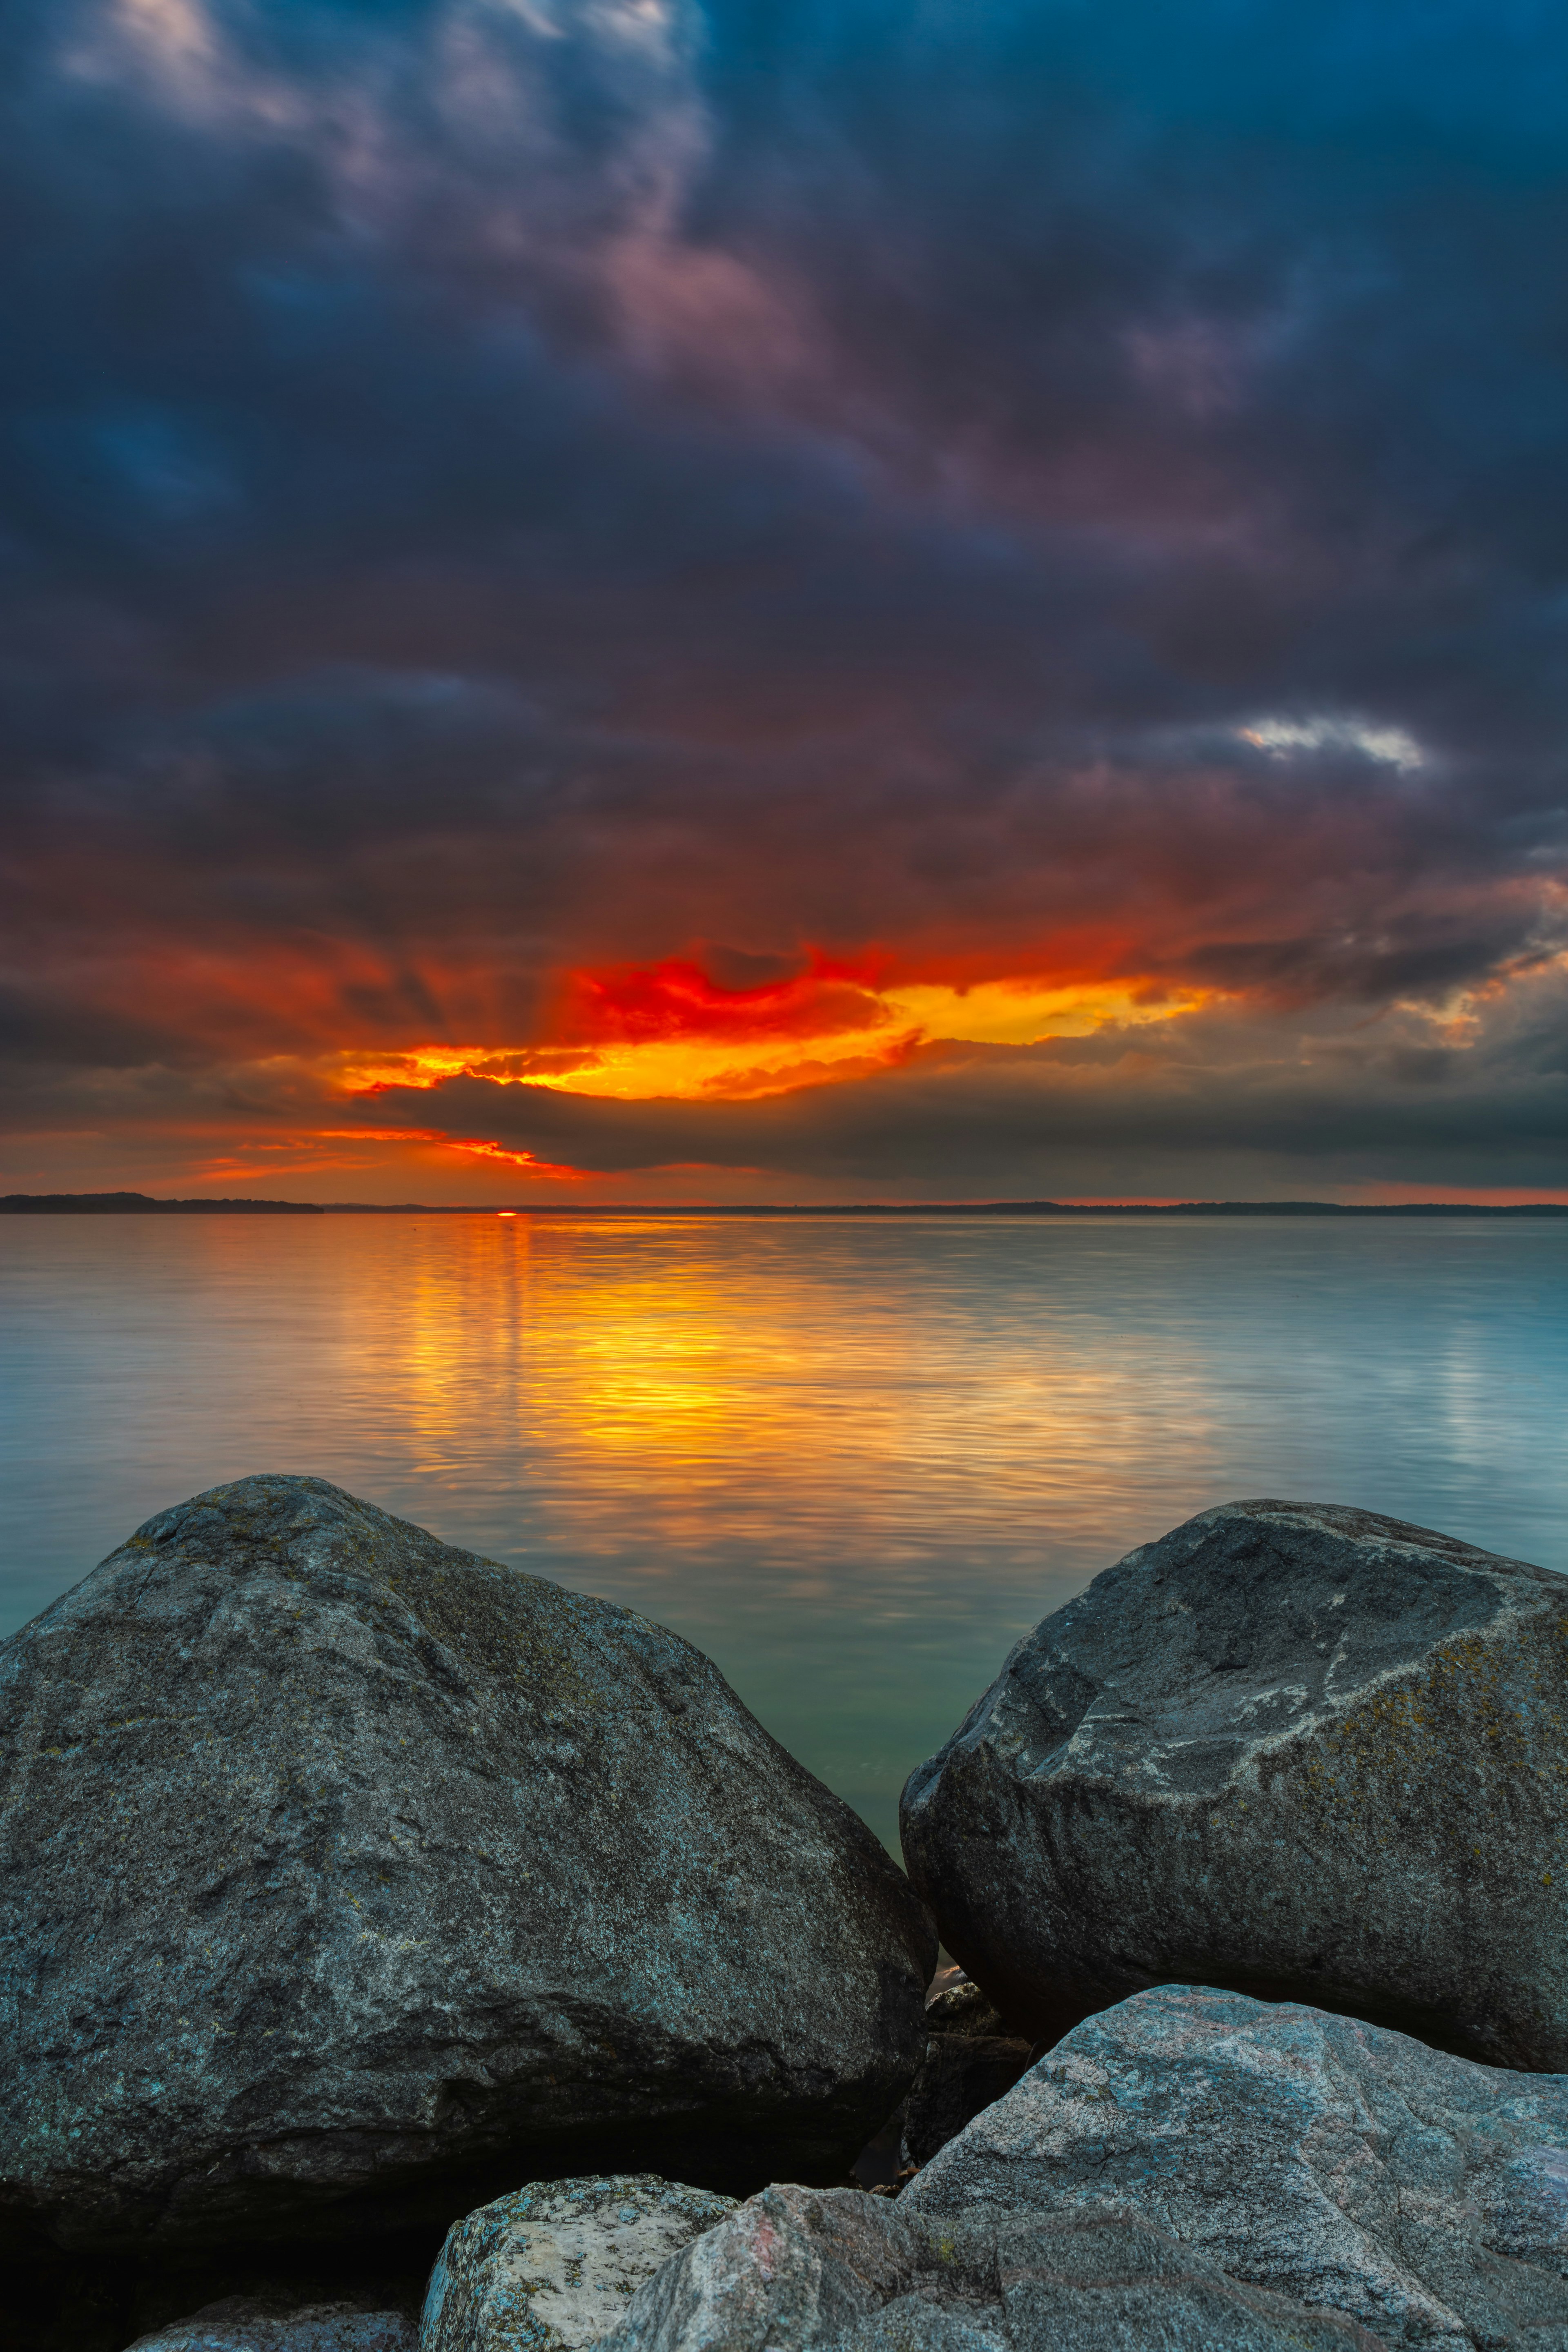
(904, 1984), (1568, 2346)
(900, 1982), (1037, 2171)
(849, 2105), (908, 2195)
(419, 2174), (733, 2352)
(127, 2295), (416, 2351)
(17, 2250), (434, 2352)
(592, 2181), (1382, 2350)
(900, 2035), (1036, 2172)
(921, 1982), (1005, 2039)
(854, 1982), (1034, 2189)
(900, 1499), (1568, 2063)
(0, 1477), (935, 2252)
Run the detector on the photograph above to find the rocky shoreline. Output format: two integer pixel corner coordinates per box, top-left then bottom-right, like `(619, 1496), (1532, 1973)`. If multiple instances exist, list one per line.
(4, 1481), (1565, 2350)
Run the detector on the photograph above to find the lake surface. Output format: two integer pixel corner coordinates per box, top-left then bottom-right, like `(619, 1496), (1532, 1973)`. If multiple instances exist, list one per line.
(3, 1213), (1565, 1851)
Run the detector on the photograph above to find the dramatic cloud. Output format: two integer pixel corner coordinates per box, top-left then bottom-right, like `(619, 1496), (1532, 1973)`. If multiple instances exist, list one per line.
(3, 0), (1566, 1198)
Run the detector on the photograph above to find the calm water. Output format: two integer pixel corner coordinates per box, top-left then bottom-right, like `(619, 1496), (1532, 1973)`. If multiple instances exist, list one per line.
(2, 1214), (1565, 1851)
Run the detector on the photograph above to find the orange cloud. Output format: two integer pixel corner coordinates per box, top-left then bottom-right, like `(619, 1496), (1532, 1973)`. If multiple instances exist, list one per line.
(334, 953), (1214, 1107)
(439, 1137), (593, 1181)
(555, 953), (894, 1048)
(177, 1126), (592, 1187)
(317, 1126), (590, 1181)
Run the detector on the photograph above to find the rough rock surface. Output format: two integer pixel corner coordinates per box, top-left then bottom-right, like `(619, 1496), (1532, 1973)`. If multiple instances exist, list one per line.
(904, 1984), (1568, 2346)
(0, 1476), (934, 2251)
(901, 1499), (1568, 2060)
(594, 2182), (1381, 2350)
(127, 2296), (416, 2351)
(900, 2040), (1036, 2175)
(419, 2174), (733, 2352)
(902, 1984), (1037, 2170)
(922, 1983), (1007, 2040)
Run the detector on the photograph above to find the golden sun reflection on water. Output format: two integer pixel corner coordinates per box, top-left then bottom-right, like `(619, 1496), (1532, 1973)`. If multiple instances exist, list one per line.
(3, 1212), (1566, 1849)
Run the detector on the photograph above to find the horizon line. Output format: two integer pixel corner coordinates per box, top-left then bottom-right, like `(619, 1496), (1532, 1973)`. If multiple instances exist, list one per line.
(4, 1190), (1568, 1218)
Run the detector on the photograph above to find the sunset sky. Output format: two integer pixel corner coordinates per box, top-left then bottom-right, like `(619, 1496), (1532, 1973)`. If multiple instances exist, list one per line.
(4, 0), (1567, 1203)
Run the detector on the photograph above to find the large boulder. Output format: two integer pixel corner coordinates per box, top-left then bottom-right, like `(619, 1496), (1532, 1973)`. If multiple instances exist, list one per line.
(0, 1477), (934, 2253)
(900, 1499), (1568, 2062)
(419, 2174), (734, 2352)
(903, 1984), (1568, 2346)
(593, 2181), (1381, 2350)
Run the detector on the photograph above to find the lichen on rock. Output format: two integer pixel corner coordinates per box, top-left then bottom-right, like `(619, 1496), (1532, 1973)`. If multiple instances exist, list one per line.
(419, 2174), (735, 2352)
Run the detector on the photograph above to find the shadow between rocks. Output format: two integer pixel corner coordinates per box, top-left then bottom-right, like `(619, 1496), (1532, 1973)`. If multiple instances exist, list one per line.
(13, 2228), (438, 2352)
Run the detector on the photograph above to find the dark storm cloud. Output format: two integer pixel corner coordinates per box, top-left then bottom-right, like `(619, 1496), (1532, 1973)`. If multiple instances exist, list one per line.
(3, 0), (1567, 1188)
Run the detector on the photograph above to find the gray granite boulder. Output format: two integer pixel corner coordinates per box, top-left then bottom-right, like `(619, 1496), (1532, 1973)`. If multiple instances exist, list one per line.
(593, 2181), (1381, 2350)
(127, 2296), (416, 2351)
(419, 2174), (734, 2352)
(0, 1477), (935, 2252)
(900, 1499), (1568, 2062)
(904, 1984), (1568, 2346)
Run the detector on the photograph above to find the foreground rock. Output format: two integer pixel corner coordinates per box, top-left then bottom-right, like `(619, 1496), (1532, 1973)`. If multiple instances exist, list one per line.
(0, 1477), (934, 2253)
(594, 2182), (1380, 2350)
(421, 2174), (734, 2352)
(901, 1980), (1037, 2169)
(901, 1499), (1568, 2061)
(904, 1984), (1568, 2345)
(128, 2296), (415, 2351)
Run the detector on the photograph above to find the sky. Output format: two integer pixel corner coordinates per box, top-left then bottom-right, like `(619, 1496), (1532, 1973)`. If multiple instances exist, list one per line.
(4, 0), (1568, 1204)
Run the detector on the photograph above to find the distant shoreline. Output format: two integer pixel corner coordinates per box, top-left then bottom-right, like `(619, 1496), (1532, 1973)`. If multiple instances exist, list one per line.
(4, 1191), (1567, 1218)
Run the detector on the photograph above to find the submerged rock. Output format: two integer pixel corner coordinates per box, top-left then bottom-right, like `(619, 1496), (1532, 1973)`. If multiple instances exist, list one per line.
(0, 1476), (934, 2253)
(419, 2174), (733, 2352)
(904, 1984), (1568, 2346)
(901, 1499), (1568, 2062)
(592, 2182), (1380, 2350)
(126, 2296), (415, 2352)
